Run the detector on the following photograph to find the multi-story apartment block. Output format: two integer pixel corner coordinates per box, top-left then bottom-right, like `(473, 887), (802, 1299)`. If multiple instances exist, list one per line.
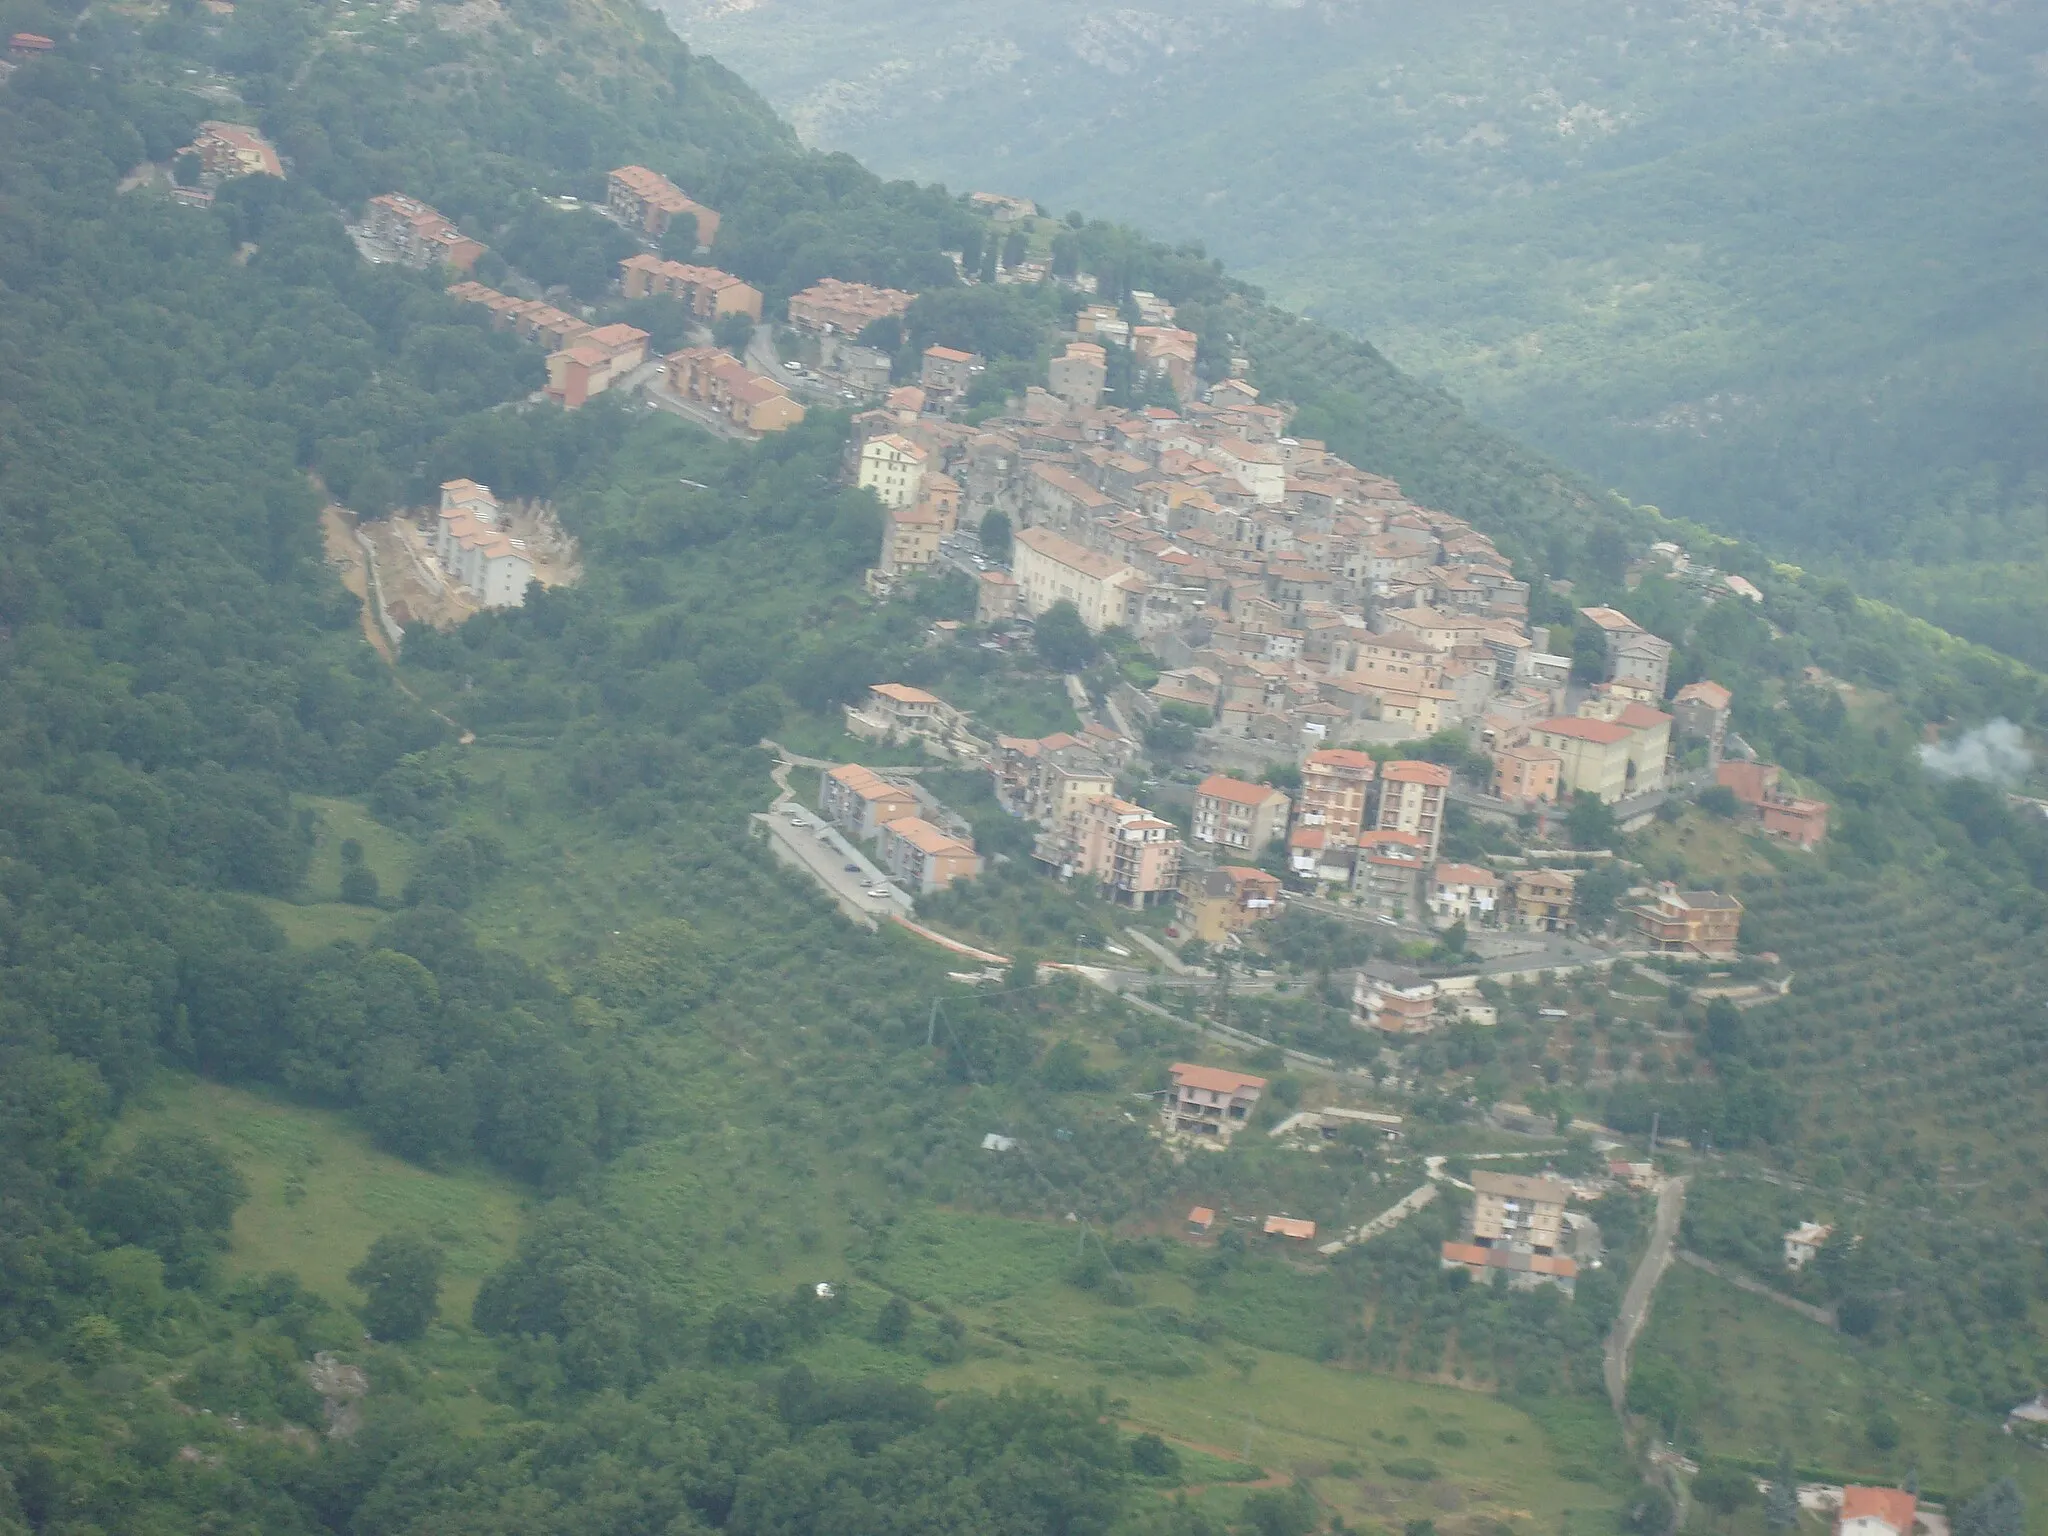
(787, 278), (915, 336)
(544, 322), (649, 410)
(874, 816), (980, 893)
(1072, 796), (1183, 909)
(606, 165), (720, 244)
(618, 256), (761, 319)
(858, 434), (928, 510)
(432, 480), (532, 609)
(819, 764), (920, 841)
(663, 347), (804, 435)
(1375, 760), (1450, 861)
(362, 194), (485, 271)
(1491, 743), (1563, 805)
(1440, 1171), (1578, 1294)
(1296, 748), (1377, 847)
(1192, 775), (1292, 854)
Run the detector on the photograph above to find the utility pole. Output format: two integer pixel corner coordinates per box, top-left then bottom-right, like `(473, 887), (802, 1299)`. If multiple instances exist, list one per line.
(1649, 1111), (1659, 1155)
(926, 999), (938, 1048)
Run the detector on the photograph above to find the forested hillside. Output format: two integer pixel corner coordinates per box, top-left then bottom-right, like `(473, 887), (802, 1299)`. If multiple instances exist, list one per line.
(3, 0), (2048, 1528)
(663, 0), (2048, 664)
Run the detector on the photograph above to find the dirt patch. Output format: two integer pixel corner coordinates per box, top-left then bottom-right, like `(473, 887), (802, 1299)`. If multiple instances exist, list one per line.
(322, 504), (394, 663)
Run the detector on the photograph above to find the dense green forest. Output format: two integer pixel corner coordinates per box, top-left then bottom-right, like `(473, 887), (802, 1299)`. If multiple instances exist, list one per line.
(665, 0), (2048, 665)
(2, 0), (2048, 1527)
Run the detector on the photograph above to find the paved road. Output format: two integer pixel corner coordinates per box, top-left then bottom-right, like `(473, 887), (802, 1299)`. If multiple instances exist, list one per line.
(1287, 893), (1609, 974)
(756, 808), (912, 927)
(1605, 1175), (1688, 1432)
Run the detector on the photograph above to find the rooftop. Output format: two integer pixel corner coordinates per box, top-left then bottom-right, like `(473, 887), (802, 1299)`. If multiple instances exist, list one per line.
(1840, 1488), (1918, 1533)
(1472, 1170), (1573, 1203)
(1170, 1063), (1268, 1095)
(1534, 716), (1634, 746)
(1196, 774), (1283, 806)
(1381, 759), (1452, 786)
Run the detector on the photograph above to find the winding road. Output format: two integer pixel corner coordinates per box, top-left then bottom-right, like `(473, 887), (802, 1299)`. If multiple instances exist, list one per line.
(1605, 1174), (1688, 1435)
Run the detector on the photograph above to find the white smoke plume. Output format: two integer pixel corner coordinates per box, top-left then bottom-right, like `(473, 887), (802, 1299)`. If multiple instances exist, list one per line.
(1917, 718), (2034, 786)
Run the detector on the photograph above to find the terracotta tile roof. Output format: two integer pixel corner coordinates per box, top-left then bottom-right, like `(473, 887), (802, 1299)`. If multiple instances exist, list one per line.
(1170, 1063), (1267, 1094)
(1534, 716), (1633, 745)
(1381, 760), (1452, 786)
(1196, 774), (1280, 805)
(1840, 1489), (1917, 1533)
(871, 682), (943, 705)
(1264, 1216), (1317, 1240)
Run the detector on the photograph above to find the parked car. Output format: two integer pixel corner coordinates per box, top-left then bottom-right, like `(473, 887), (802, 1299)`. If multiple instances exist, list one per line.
(844, 863), (861, 874)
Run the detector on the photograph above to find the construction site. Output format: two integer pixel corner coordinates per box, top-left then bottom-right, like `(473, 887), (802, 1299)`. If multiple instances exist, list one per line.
(365, 499), (580, 633)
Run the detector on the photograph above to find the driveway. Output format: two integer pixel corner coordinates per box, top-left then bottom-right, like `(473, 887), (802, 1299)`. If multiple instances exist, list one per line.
(1605, 1175), (1688, 1429)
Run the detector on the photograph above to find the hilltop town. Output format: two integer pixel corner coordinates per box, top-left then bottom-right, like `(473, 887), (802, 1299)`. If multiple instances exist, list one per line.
(767, 269), (1833, 1036)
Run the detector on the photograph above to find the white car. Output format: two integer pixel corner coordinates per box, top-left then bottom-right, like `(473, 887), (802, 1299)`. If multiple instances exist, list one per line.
(789, 816), (810, 828)
(1375, 915), (1399, 926)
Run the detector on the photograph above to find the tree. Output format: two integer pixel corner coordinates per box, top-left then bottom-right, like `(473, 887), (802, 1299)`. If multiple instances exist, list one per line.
(1954, 1477), (2024, 1536)
(871, 1294), (912, 1345)
(340, 864), (380, 905)
(1698, 784), (1740, 818)
(1765, 1449), (1799, 1532)
(656, 211), (700, 259)
(87, 1131), (249, 1287)
(712, 311), (754, 355)
(1693, 1460), (1759, 1523)
(978, 508), (1013, 564)
(1034, 601), (1098, 672)
(1703, 998), (1744, 1058)
(1129, 1431), (1180, 1478)
(1576, 860), (1633, 931)
(1624, 1483), (1677, 1536)
(348, 1232), (444, 1341)
(1567, 792), (1618, 850)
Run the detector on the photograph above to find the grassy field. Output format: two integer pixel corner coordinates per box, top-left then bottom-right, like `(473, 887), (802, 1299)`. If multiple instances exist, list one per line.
(932, 1346), (1620, 1532)
(1629, 809), (1782, 889)
(112, 1074), (525, 1319)
(1637, 1263), (2046, 1514)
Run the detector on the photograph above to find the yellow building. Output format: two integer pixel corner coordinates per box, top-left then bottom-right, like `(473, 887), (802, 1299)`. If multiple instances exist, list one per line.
(857, 434), (928, 510)
(1012, 525), (1146, 633)
(1529, 704), (1669, 804)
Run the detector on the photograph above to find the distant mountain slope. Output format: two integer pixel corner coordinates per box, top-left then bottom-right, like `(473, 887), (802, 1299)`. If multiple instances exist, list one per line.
(660, 0), (2048, 662)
